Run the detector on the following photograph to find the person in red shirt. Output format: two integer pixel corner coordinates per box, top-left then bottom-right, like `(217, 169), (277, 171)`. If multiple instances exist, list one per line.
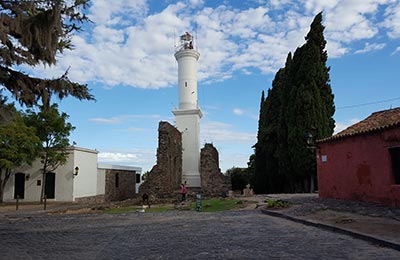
(181, 183), (187, 201)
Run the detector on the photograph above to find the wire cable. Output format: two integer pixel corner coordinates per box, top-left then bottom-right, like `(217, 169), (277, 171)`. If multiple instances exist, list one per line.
(337, 97), (400, 110)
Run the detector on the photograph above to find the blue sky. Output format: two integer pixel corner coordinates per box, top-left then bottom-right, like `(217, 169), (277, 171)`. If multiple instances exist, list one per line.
(25, 0), (400, 172)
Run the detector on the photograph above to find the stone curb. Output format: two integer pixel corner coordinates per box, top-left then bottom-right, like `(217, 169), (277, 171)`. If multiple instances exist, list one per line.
(261, 209), (400, 252)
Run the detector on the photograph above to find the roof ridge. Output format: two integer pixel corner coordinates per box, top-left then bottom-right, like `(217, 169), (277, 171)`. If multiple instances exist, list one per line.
(318, 107), (400, 143)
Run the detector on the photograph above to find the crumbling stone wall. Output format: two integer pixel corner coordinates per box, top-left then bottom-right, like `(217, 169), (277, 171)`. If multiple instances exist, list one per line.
(105, 169), (136, 201)
(139, 121), (182, 197)
(200, 143), (231, 196)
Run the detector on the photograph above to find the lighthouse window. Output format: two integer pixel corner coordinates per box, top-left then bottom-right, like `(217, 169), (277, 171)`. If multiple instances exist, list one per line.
(185, 82), (188, 87)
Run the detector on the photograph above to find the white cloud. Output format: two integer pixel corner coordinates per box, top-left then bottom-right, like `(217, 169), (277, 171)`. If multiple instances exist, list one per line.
(354, 42), (386, 54)
(391, 46), (400, 55)
(89, 114), (164, 124)
(334, 118), (360, 134)
(23, 1), (399, 90)
(382, 2), (400, 38)
(232, 108), (258, 120)
(89, 117), (121, 124)
(98, 149), (156, 172)
(201, 120), (256, 143)
(88, 0), (148, 26)
(188, 0), (204, 7)
(233, 108), (244, 115)
(219, 152), (251, 172)
(98, 152), (138, 162)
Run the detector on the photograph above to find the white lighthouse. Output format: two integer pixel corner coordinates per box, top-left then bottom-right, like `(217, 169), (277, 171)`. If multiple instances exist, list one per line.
(172, 32), (202, 188)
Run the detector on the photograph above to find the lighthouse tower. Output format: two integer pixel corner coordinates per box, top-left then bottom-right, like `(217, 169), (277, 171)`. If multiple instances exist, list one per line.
(172, 32), (202, 188)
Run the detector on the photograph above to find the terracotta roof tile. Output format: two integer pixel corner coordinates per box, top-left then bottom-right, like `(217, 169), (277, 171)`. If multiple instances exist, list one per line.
(318, 107), (400, 143)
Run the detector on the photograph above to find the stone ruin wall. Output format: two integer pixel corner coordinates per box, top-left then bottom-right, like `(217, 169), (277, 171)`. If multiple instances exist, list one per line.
(139, 121), (182, 198)
(200, 143), (231, 196)
(104, 169), (136, 202)
(139, 122), (231, 198)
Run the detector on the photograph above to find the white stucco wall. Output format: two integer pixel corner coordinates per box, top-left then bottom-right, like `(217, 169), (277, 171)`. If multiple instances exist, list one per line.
(3, 147), (143, 202)
(3, 147), (98, 202)
(3, 150), (76, 202)
(72, 147), (98, 200)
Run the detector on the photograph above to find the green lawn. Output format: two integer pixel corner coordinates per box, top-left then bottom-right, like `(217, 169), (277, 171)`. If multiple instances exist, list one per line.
(103, 198), (244, 214)
(191, 198), (243, 212)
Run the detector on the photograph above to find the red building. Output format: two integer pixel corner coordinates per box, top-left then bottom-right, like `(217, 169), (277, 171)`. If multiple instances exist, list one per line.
(317, 107), (400, 207)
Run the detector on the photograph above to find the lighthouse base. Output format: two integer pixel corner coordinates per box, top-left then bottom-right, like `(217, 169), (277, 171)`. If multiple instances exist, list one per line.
(183, 172), (201, 188)
(173, 108), (202, 188)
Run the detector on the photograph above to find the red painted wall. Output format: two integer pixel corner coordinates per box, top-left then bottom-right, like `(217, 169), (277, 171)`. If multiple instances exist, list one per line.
(317, 127), (400, 207)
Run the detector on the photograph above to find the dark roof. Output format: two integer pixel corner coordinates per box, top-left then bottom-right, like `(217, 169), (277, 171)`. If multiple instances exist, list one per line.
(318, 107), (400, 143)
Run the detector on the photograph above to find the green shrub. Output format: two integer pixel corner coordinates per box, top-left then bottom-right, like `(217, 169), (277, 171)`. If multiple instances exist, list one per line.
(266, 199), (289, 209)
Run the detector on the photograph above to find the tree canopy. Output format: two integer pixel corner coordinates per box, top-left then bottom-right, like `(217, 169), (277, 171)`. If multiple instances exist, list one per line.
(0, 0), (94, 119)
(252, 12), (335, 193)
(24, 104), (74, 201)
(0, 110), (41, 202)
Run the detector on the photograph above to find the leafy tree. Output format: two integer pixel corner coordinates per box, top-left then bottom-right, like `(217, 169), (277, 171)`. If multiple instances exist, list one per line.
(252, 12), (335, 193)
(0, 0), (94, 120)
(225, 167), (251, 192)
(246, 153), (256, 187)
(0, 110), (40, 202)
(0, 95), (14, 124)
(24, 104), (75, 202)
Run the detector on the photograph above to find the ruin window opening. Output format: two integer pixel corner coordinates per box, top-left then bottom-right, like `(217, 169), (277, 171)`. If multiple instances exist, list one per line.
(389, 147), (400, 184)
(115, 173), (120, 188)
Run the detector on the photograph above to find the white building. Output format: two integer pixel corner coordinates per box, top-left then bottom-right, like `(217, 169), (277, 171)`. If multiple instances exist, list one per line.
(3, 147), (142, 202)
(172, 32), (202, 188)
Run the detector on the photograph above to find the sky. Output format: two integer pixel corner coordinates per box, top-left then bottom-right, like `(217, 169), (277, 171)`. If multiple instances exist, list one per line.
(24, 0), (400, 173)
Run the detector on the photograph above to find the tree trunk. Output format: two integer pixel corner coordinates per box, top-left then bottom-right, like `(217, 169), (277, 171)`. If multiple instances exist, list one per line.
(0, 168), (11, 203)
(0, 181), (4, 203)
(310, 174), (315, 193)
(40, 171), (46, 203)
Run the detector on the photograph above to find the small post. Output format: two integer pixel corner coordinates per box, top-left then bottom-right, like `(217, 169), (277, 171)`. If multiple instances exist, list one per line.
(196, 194), (202, 212)
(16, 195), (19, 211)
(43, 195), (47, 210)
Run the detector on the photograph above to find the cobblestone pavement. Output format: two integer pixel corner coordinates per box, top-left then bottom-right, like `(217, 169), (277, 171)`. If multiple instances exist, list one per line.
(263, 194), (400, 220)
(1, 209), (400, 260)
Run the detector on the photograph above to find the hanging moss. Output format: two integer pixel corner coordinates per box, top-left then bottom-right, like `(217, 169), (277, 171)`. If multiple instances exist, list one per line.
(0, 0), (93, 119)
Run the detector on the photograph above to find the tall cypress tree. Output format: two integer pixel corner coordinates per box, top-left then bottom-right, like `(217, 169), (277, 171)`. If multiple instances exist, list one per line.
(253, 53), (292, 194)
(285, 12), (335, 192)
(252, 12), (335, 193)
(253, 91), (268, 194)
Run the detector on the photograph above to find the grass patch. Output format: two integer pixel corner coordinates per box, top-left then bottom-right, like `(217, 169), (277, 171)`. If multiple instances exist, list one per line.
(193, 198), (242, 212)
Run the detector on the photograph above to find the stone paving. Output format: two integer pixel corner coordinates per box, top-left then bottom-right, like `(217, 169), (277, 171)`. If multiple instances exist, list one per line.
(1, 208), (400, 259)
(264, 194), (400, 220)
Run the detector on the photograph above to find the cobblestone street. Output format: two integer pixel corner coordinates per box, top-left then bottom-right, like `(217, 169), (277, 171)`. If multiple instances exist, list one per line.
(1, 209), (399, 260)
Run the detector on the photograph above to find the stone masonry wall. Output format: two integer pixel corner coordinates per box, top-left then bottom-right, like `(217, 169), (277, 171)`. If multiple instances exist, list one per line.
(105, 169), (136, 201)
(139, 121), (182, 198)
(200, 143), (231, 196)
